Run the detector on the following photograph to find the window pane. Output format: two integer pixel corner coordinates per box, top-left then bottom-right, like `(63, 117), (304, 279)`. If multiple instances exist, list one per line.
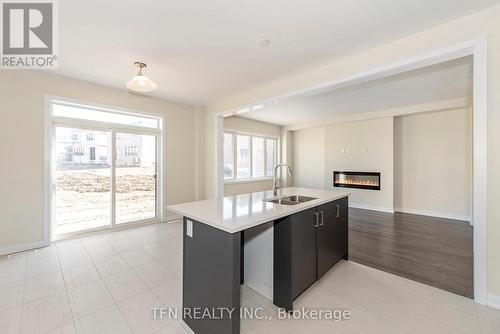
(223, 133), (234, 179)
(236, 135), (250, 179)
(55, 127), (111, 235)
(266, 139), (276, 176)
(53, 103), (159, 128)
(115, 133), (157, 224)
(252, 137), (265, 177)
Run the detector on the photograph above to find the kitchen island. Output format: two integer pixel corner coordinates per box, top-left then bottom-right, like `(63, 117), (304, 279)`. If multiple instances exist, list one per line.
(168, 187), (350, 334)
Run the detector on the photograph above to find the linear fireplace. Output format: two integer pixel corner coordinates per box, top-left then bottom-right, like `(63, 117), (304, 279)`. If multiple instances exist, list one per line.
(333, 171), (381, 190)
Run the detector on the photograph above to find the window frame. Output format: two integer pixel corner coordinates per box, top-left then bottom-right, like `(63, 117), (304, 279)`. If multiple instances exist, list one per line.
(223, 129), (279, 183)
(45, 95), (164, 242)
(49, 97), (163, 134)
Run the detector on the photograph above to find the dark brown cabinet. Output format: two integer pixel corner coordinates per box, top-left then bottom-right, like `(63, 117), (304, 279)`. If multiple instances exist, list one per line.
(291, 207), (318, 299)
(317, 196), (348, 279)
(274, 197), (348, 310)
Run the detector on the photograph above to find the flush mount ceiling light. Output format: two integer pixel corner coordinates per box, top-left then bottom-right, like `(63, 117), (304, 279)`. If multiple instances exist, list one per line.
(126, 62), (158, 93)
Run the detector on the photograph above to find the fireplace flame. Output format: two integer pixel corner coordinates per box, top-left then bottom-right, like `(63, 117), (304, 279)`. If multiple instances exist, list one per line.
(335, 177), (379, 186)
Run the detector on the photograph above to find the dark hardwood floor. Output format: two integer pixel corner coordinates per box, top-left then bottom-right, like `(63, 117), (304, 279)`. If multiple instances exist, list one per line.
(349, 208), (474, 298)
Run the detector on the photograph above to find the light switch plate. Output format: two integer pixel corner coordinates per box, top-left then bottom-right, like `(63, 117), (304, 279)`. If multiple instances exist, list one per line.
(186, 220), (193, 237)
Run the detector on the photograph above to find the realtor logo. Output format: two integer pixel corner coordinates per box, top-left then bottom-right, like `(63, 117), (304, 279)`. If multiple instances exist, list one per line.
(1, 0), (57, 68)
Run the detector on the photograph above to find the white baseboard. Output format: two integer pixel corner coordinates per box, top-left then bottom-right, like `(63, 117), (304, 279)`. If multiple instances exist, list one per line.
(349, 203), (395, 213)
(488, 294), (500, 310)
(0, 240), (50, 257)
(394, 207), (471, 223)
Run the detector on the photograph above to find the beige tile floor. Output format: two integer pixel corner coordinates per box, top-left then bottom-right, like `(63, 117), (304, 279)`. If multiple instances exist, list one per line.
(0, 220), (499, 334)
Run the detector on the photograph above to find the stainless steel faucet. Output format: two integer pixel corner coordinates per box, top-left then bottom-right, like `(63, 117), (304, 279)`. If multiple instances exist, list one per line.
(273, 163), (292, 196)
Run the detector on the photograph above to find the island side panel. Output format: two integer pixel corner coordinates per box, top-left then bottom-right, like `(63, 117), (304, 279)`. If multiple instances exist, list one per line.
(342, 196), (349, 261)
(273, 215), (293, 311)
(182, 217), (241, 334)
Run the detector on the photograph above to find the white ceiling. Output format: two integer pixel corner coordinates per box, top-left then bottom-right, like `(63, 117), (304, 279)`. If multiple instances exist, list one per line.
(237, 56), (473, 128)
(57, 1), (496, 105)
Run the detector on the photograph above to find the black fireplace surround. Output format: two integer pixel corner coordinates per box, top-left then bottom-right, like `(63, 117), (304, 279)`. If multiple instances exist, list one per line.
(333, 171), (381, 190)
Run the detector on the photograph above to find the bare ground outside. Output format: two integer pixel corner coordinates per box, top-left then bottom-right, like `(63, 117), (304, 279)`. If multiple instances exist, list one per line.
(55, 167), (156, 234)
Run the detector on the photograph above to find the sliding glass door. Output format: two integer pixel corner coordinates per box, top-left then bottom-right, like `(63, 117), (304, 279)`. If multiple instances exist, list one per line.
(54, 126), (112, 235)
(50, 99), (163, 239)
(115, 132), (157, 225)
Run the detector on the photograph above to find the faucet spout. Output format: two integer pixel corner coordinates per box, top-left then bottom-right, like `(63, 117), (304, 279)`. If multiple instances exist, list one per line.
(273, 163), (292, 196)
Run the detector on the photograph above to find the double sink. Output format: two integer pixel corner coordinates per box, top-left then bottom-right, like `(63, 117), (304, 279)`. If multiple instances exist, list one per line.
(265, 195), (317, 206)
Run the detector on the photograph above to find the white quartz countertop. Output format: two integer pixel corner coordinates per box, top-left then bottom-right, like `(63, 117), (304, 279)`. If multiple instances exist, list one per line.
(167, 187), (350, 234)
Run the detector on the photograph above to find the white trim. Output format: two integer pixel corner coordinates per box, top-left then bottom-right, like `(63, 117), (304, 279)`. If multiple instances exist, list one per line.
(52, 116), (161, 135)
(471, 37), (488, 305)
(51, 219), (165, 244)
(0, 240), (49, 257)
(394, 208), (471, 222)
(249, 134), (253, 179)
(349, 203), (395, 213)
(110, 130), (117, 228)
(224, 127), (280, 139)
(223, 130), (279, 182)
(43, 97), (53, 246)
(213, 38), (488, 305)
(44, 95), (165, 242)
(488, 294), (500, 310)
(194, 109), (203, 201)
(215, 115), (224, 198)
(158, 118), (165, 223)
(47, 95), (163, 123)
(53, 217), (162, 241)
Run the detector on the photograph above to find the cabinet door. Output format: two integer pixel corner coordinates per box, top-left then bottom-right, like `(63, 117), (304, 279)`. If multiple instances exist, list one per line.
(317, 197), (348, 279)
(291, 207), (318, 299)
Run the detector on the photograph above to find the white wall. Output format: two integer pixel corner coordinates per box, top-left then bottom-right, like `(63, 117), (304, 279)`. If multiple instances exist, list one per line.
(293, 118), (394, 212)
(293, 111), (471, 216)
(224, 180), (275, 197)
(223, 116), (281, 196)
(394, 109), (472, 221)
(0, 71), (199, 253)
(293, 127), (325, 189)
(324, 118), (394, 212)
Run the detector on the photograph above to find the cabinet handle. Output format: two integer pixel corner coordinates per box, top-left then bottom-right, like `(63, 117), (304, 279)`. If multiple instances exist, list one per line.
(319, 211), (324, 226)
(336, 205), (340, 218)
(313, 212), (319, 228)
